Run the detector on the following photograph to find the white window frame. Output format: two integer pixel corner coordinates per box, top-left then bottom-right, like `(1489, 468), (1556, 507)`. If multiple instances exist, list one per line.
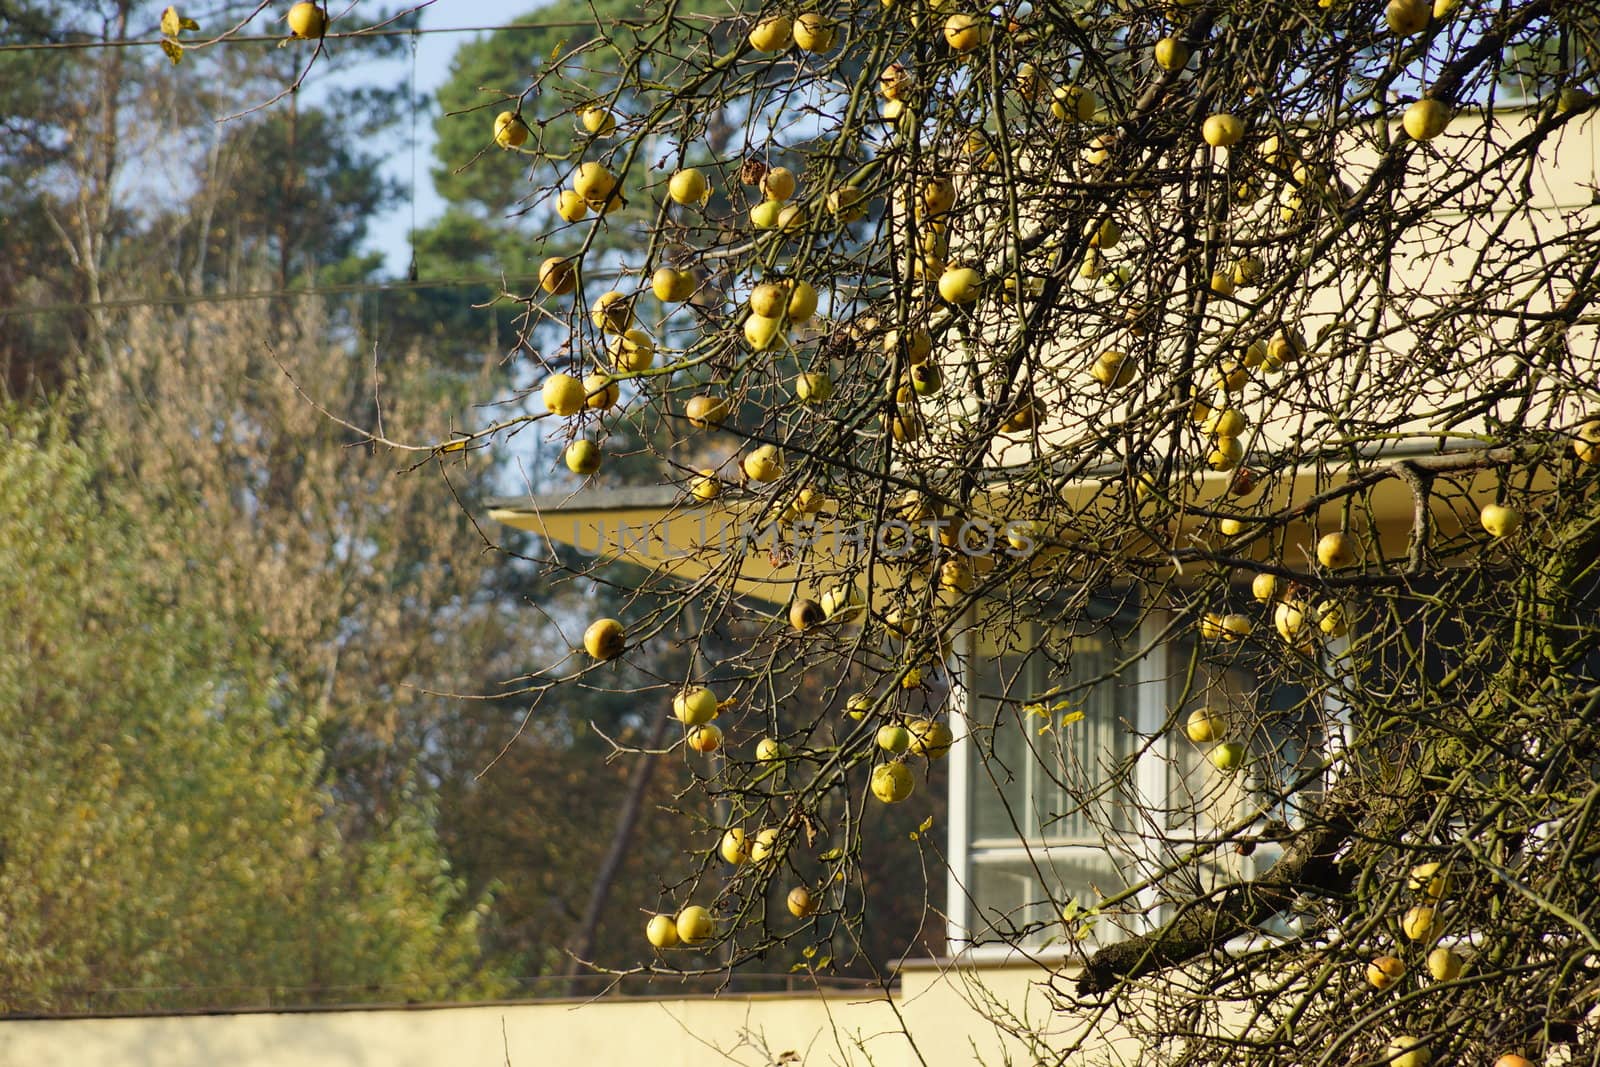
(945, 608), (1305, 956)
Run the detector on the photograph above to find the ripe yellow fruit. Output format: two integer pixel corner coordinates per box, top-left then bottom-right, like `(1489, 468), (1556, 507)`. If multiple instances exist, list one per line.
(821, 584), (864, 620)
(877, 724), (912, 753)
(1408, 862), (1450, 898)
(286, 1), (327, 38)
(719, 828), (749, 864)
(750, 281), (788, 318)
(1220, 612), (1252, 638)
(1185, 707), (1225, 743)
(1210, 270), (1236, 297)
(1052, 84), (1098, 123)
(789, 598), (823, 630)
(1427, 947), (1463, 981)
(1154, 37), (1189, 70)
(564, 439), (601, 476)
(1494, 1056), (1536, 1067)
(608, 328), (655, 373)
(542, 373), (586, 416)
(1385, 0), (1430, 34)
(668, 168), (708, 206)
(786, 886), (817, 917)
(943, 12), (991, 51)
(1480, 503), (1520, 538)
(1388, 1037), (1430, 1067)
(845, 693), (872, 720)
(583, 373), (619, 411)
(685, 394), (729, 430)
(686, 722), (723, 753)
(938, 266), (982, 303)
(1206, 408), (1247, 438)
(921, 177), (957, 217)
(1367, 955), (1406, 989)
(744, 445), (783, 482)
(1317, 600), (1348, 638)
(775, 203), (807, 232)
(573, 161), (617, 203)
(1091, 349), (1135, 388)
(493, 111), (529, 149)
(871, 762), (915, 803)
(1209, 741), (1246, 772)
(1232, 255), (1265, 285)
(761, 166), (797, 202)
(1215, 360), (1249, 392)
(1089, 216), (1121, 248)
(750, 199), (783, 229)
(1403, 98), (1450, 141)
(1317, 531), (1357, 568)
(787, 280), (818, 322)
(578, 106), (616, 136)
(673, 686), (719, 726)
(744, 313), (786, 351)
(908, 719), (953, 758)
(556, 189), (590, 223)
(792, 12), (836, 52)
(1575, 418), (1600, 463)
(1274, 599), (1308, 642)
(880, 63), (912, 100)
(583, 617), (625, 660)
(590, 290), (633, 334)
(748, 14), (792, 52)
(538, 256), (576, 295)
(1402, 904), (1441, 942)
(652, 266), (695, 302)
(1209, 436), (1245, 472)
(795, 371), (833, 403)
(646, 913), (679, 948)
(827, 184), (868, 221)
(750, 827), (779, 863)
(689, 469), (720, 503)
(675, 905), (715, 945)
(1202, 113), (1245, 148)
(884, 326), (932, 364)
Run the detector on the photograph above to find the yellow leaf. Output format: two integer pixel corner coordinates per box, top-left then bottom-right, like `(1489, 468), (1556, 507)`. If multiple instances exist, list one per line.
(438, 438), (468, 453)
(1059, 710), (1085, 726)
(818, 847), (843, 861)
(908, 831), (918, 841)
(802, 945), (816, 959)
(161, 5), (181, 35)
(550, 37), (566, 60)
(918, 815), (934, 833)
(160, 38), (183, 64)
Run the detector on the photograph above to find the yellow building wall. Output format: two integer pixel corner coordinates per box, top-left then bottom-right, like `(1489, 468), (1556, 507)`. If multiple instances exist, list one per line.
(0, 961), (1142, 1067)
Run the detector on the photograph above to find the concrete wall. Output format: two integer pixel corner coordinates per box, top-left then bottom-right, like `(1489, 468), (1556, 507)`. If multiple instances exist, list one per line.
(0, 960), (1135, 1067)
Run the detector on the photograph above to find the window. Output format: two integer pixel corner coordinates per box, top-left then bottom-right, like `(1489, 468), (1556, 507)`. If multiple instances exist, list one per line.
(948, 607), (1303, 952)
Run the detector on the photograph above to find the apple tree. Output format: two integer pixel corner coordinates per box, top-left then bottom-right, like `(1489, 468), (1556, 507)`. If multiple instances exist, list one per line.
(417, 0), (1598, 1060)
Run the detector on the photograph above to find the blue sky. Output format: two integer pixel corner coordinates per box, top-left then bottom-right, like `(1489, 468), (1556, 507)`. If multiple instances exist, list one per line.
(311, 0), (538, 274)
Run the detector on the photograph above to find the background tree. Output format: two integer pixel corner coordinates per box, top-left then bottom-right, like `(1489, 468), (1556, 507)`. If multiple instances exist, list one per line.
(0, 405), (496, 1013)
(414, 0), (1600, 1062)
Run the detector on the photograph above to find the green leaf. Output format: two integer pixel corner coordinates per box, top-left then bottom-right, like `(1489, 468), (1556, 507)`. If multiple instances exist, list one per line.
(160, 38), (183, 64)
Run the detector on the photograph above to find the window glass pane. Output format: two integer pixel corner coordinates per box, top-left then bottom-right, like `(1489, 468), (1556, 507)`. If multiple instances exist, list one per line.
(968, 850), (1133, 946)
(966, 613), (1143, 945)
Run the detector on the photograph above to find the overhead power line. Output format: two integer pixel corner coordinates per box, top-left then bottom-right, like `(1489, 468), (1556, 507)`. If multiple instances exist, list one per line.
(0, 18), (611, 54)
(0, 274), (541, 319)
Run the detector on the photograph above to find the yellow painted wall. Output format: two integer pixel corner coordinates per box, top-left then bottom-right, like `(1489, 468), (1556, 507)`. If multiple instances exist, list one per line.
(0, 961), (1139, 1067)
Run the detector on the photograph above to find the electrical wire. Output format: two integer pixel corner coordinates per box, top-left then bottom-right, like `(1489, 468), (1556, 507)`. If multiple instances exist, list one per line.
(0, 18), (624, 53)
(0, 275), (539, 319)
